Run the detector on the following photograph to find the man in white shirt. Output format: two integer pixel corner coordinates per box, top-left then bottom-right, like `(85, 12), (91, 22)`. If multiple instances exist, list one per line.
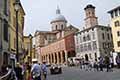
(31, 59), (41, 80)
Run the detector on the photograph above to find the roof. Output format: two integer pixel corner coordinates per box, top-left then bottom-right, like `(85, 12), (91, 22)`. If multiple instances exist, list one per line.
(50, 6), (67, 24)
(34, 30), (58, 37)
(108, 5), (120, 13)
(51, 14), (67, 24)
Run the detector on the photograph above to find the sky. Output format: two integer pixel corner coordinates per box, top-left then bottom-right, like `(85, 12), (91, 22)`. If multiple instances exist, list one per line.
(20, 0), (120, 36)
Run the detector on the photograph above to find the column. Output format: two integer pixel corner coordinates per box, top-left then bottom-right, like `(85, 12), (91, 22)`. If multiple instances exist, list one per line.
(57, 52), (59, 64)
(64, 51), (68, 65)
(60, 51), (63, 64)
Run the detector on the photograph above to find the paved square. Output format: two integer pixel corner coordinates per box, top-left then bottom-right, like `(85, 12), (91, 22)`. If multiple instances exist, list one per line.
(47, 67), (120, 80)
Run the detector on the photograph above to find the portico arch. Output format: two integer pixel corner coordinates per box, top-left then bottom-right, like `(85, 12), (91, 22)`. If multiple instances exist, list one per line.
(58, 52), (61, 63)
(55, 53), (57, 64)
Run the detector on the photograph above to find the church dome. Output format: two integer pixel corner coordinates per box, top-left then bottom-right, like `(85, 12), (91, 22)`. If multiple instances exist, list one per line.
(50, 6), (67, 24)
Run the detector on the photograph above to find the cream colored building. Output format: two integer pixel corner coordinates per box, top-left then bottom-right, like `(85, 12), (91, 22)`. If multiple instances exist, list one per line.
(23, 35), (33, 64)
(75, 4), (113, 61)
(108, 6), (120, 54)
(9, 0), (25, 65)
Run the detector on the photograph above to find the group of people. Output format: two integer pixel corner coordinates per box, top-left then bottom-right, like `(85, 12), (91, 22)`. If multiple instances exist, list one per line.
(79, 55), (120, 72)
(3, 59), (47, 80)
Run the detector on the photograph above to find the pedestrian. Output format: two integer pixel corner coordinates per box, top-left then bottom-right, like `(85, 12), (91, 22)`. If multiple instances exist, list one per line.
(14, 62), (23, 80)
(105, 56), (110, 72)
(109, 56), (114, 71)
(98, 57), (104, 71)
(25, 62), (31, 80)
(94, 59), (99, 71)
(7, 65), (17, 80)
(79, 59), (82, 69)
(31, 59), (41, 80)
(116, 54), (120, 68)
(41, 61), (47, 80)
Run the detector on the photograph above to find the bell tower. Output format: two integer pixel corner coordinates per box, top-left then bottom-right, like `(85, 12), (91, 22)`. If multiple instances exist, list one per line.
(84, 4), (98, 28)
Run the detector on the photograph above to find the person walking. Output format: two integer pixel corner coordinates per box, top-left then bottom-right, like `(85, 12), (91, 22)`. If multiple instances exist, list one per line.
(31, 59), (41, 80)
(116, 54), (120, 68)
(98, 57), (104, 71)
(14, 63), (23, 80)
(41, 61), (47, 80)
(105, 56), (110, 72)
(94, 59), (99, 71)
(109, 56), (114, 71)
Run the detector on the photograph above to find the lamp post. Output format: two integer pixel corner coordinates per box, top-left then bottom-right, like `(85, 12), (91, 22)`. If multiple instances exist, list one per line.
(29, 34), (33, 63)
(14, 0), (20, 62)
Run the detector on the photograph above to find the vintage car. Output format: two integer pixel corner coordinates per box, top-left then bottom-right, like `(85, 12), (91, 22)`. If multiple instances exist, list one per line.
(50, 64), (62, 74)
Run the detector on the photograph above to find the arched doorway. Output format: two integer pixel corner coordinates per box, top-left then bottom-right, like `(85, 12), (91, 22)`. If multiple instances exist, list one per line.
(52, 54), (54, 63)
(55, 53), (57, 64)
(49, 54), (51, 64)
(62, 51), (65, 63)
(85, 54), (89, 61)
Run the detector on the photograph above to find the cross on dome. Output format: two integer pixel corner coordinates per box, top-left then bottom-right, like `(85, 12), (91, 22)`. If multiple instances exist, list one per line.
(56, 5), (61, 14)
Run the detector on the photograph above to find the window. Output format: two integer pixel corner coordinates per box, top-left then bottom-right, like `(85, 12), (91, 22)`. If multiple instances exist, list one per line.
(56, 25), (57, 30)
(102, 33), (105, 40)
(61, 24), (63, 29)
(89, 54), (92, 59)
(4, 19), (8, 42)
(88, 43), (92, 50)
(83, 36), (86, 42)
(111, 12), (114, 18)
(4, 0), (8, 15)
(101, 28), (104, 30)
(92, 28), (94, 31)
(114, 21), (120, 27)
(93, 41), (97, 50)
(117, 41), (120, 47)
(92, 32), (95, 39)
(80, 44), (83, 52)
(87, 34), (91, 40)
(107, 33), (110, 40)
(79, 36), (82, 43)
(119, 9), (120, 16)
(117, 31), (120, 36)
(115, 10), (118, 17)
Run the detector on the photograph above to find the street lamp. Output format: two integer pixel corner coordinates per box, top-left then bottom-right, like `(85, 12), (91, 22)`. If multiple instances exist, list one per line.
(14, 0), (21, 62)
(29, 34), (33, 63)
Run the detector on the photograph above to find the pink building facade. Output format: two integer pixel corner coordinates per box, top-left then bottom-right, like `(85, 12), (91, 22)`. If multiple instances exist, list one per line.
(40, 33), (76, 64)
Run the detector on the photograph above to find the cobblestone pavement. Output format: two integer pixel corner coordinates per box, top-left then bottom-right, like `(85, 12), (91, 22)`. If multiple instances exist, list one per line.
(47, 67), (120, 80)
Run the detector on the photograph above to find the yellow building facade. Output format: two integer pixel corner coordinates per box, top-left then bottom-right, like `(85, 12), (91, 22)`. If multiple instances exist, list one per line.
(9, 0), (25, 65)
(23, 35), (33, 64)
(108, 6), (120, 53)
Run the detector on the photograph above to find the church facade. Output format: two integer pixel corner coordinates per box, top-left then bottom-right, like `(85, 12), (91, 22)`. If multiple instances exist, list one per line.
(34, 7), (79, 64)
